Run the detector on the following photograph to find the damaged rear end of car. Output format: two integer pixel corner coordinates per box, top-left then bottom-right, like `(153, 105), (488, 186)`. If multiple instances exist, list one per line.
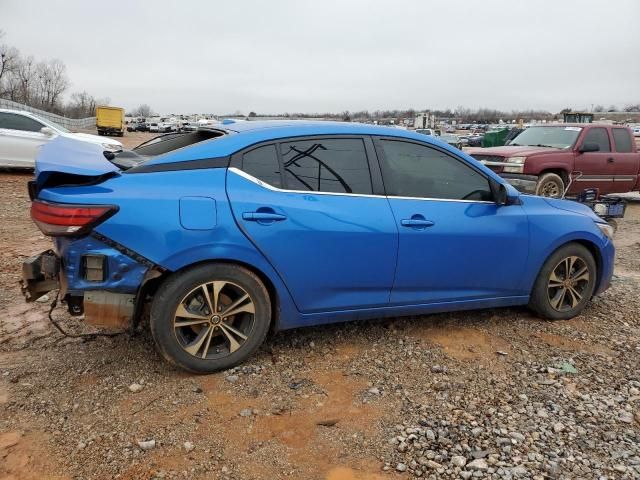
(22, 137), (156, 330)
(21, 131), (226, 331)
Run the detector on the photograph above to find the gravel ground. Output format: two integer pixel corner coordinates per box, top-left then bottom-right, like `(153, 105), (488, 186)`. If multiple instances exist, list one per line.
(0, 133), (639, 479)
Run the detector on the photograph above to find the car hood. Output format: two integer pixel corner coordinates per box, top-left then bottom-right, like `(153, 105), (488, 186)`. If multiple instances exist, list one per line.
(467, 145), (562, 157)
(64, 132), (123, 147)
(543, 197), (602, 223)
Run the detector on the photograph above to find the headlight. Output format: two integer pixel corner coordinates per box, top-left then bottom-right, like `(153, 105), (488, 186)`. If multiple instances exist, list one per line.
(503, 156), (526, 173)
(102, 143), (122, 152)
(596, 222), (614, 240)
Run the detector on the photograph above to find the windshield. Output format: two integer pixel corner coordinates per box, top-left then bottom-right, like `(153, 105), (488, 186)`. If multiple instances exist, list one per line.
(33, 115), (71, 133)
(509, 126), (581, 149)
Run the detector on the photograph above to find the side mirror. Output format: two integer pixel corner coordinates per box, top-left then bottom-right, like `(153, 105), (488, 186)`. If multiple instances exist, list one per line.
(40, 127), (55, 136)
(579, 142), (599, 153)
(489, 177), (518, 206)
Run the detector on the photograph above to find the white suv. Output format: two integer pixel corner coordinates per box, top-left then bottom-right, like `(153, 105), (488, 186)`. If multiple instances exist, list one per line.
(0, 109), (122, 168)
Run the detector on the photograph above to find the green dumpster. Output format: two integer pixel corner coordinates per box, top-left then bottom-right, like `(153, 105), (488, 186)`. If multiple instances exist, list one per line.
(482, 128), (509, 148)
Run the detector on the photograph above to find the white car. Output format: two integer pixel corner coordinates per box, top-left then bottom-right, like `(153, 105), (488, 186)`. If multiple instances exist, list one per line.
(415, 128), (437, 137)
(633, 127), (640, 137)
(0, 109), (122, 168)
(158, 122), (177, 133)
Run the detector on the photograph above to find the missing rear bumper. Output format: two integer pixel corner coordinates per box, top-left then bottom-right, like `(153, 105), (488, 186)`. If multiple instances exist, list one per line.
(84, 291), (135, 329)
(21, 250), (60, 301)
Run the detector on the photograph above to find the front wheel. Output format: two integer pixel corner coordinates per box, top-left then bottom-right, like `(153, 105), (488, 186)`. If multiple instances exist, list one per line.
(529, 243), (596, 320)
(535, 172), (564, 198)
(150, 263), (272, 373)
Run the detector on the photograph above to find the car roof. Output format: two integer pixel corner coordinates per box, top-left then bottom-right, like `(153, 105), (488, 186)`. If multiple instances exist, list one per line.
(145, 120), (452, 165)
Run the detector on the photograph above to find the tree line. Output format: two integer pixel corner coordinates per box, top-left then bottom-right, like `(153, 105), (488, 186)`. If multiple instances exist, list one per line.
(251, 107), (558, 123)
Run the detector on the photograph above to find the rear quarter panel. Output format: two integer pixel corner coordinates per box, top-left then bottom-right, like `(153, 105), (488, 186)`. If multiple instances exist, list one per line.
(37, 168), (301, 330)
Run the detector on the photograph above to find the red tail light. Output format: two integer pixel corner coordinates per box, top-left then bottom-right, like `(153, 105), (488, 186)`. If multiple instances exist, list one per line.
(31, 200), (118, 236)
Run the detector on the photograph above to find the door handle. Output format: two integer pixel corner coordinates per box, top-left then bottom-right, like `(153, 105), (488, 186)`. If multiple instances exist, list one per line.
(607, 157), (615, 163)
(401, 219), (435, 228)
(242, 212), (287, 222)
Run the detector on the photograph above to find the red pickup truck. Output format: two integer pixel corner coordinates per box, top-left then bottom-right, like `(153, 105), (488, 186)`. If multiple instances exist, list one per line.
(468, 124), (640, 198)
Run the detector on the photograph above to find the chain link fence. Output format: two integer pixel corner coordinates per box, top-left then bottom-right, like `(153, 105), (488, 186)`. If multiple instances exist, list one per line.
(0, 98), (96, 130)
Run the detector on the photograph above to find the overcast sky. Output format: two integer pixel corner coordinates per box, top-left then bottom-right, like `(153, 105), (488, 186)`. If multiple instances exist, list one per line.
(2, 0), (639, 114)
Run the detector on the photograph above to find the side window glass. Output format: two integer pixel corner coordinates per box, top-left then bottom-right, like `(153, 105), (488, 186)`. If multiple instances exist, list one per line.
(612, 128), (633, 153)
(242, 144), (282, 188)
(3, 113), (44, 132)
(0, 113), (43, 132)
(380, 140), (492, 201)
(582, 128), (611, 152)
(280, 138), (372, 194)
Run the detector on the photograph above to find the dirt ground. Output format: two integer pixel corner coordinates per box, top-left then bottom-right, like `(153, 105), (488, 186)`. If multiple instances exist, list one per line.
(0, 132), (639, 479)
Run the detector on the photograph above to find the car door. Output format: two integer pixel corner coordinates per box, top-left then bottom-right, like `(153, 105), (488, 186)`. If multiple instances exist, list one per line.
(573, 127), (616, 194)
(374, 137), (529, 305)
(0, 112), (49, 167)
(226, 136), (398, 313)
(610, 127), (638, 192)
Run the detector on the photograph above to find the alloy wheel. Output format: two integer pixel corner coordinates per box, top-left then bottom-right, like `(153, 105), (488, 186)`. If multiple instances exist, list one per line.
(173, 281), (255, 359)
(540, 181), (561, 198)
(547, 256), (590, 312)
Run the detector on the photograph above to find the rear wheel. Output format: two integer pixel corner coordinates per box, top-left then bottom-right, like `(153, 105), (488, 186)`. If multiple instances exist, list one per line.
(150, 264), (271, 373)
(535, 172), (564, 198)
(529, 243), (596, 320)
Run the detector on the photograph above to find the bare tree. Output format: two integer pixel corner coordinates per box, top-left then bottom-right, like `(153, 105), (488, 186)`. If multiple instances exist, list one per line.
(12, 55), (39, 105)
(36, 59), (69, 111)
(61, 91), (109, 118)
(129, 104), (154, 117)
(0, 35), (21, 98)
(593, 105), (605, 112)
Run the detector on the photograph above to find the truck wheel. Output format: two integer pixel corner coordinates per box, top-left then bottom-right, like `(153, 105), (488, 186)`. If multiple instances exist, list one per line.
(150, 263), (272, 373)
(535, 173), (564, 198)
(528, 243), (596, 320)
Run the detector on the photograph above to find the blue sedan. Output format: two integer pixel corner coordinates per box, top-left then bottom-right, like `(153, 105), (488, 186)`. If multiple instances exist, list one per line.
(23, 121), (615, 372)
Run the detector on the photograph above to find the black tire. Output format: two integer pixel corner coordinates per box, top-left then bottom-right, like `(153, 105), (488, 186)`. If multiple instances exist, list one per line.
(535, 172), (564, 198)
(529, 243), (597, 320)
(150, 263), (271, 373)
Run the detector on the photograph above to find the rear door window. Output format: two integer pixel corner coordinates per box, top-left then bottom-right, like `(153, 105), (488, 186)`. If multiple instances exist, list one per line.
(582, 127), (611, 152)
(280, 138), (372, 194)
(242, 144), (282, 188)
(0, 112), (44, 132)
(612, 128), (633, 153)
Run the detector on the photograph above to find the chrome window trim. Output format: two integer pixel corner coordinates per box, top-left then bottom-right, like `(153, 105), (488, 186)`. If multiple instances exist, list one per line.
(228, 167), (495, 204)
